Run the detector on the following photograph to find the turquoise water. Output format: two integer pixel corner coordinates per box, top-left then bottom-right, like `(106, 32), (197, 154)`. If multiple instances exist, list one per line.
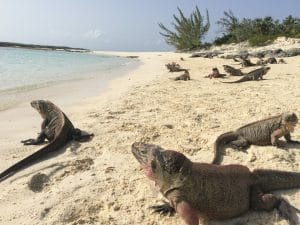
(0, 47), (135, 91)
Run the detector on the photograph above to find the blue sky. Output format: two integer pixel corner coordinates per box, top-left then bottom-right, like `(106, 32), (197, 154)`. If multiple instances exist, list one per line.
(0, 0), (299, 51)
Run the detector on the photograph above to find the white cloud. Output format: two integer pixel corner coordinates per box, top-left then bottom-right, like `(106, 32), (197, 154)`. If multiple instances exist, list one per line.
(83, 29), (103, 39)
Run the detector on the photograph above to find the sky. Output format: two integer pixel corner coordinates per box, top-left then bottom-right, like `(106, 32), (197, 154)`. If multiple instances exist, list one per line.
(0, 0), (299, 51)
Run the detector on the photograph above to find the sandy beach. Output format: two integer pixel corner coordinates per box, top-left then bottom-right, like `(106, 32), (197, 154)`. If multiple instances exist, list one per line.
(0, 44), (300, 225)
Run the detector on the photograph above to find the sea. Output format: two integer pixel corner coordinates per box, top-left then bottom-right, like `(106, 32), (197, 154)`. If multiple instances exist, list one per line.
(0, 47), (140, 110)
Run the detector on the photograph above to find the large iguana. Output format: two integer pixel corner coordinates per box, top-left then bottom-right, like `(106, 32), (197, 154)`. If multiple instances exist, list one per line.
(132, 142), (300, 225)
(220, 66), (270, 83)
(0, 100), (94, 182)
(212, 112), (299, 164)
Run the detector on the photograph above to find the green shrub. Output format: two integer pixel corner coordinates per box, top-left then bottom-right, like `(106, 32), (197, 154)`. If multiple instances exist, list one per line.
(159, 6), (210, 50)
(248, 35), (277, 46)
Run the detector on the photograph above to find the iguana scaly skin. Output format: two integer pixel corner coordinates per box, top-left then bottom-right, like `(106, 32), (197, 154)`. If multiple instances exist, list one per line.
(132, 142), (300, 225)
(0, 100), (94, 182)
(223, 65), (244, 76)
(221, 66), (270, 83)
(212, 112), (299, 164)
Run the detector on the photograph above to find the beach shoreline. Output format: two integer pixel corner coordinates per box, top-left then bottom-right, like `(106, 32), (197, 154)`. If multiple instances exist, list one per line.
(0, 49), (299, 225)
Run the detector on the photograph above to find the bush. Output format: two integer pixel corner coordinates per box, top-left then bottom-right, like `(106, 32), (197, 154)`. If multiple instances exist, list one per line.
(248, 35), (277, 46)
(159, 6), (210, 50)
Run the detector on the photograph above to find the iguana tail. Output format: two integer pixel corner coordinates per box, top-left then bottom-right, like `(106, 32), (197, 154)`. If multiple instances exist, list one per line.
(252, 169), (300, 192)
(0, 134), (66, 183)
(219, 76), (248, 83)
(212, 131), (239, 164)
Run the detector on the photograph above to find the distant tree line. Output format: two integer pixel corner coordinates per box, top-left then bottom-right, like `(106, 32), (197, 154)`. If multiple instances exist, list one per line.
(159, 7), (300, 50)
(215, 11), (300, 46)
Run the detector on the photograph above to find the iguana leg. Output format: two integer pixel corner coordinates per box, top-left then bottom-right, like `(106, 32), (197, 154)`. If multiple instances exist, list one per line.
(176, 201), (200, 225)
(250, 186), (300, 225)
(21, 132), (47, 145)
(229, 137), (249, 150)
(149, 201), (175, 216)
(72, 128), (94, 142)
(285, 133), (300, 144)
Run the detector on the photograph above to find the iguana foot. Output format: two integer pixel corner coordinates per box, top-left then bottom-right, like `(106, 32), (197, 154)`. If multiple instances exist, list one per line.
(251, 187), (300, 225)
(277, 198), (300, 225)
(287, 140), (300, 145)
(21, 139), (39, 145)
(149, 201), (175, 216)
(72, 128), (94, 142)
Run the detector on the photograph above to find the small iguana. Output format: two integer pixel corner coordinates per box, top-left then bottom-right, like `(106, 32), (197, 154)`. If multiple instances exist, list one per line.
(223, 65), (244, 76)
(240, 57), (256, 67)
(220, 66), (270, 83)
(132, 142), (300, 225)
(256, 57), (278, 65)
(212, 112), (299, 164)
(204, 67), (226, 79)
(0, 100), (94, 182)
(174, 69), (190, 81)
(166, 62), (186, 72)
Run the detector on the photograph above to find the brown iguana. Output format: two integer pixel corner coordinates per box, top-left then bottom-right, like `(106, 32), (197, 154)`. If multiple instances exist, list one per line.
(220, 66), (270, 83)
(0, 100), (94, 182)
(174, 69), (190, 81)
(166, 62), (186, 72)
(240, 57), (256, 67)
(132, 142), (300, 225)
(265, 57), (277, 64)
(204, 67), (226, 79)
(212, 112), (299, 164)
(256, 57), (278, 65)
(223, 65), (244, 76)
(278, 58), (287, 64)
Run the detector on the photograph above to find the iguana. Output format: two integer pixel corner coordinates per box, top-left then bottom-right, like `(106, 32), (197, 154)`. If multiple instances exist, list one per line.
(204, 67), (226, 79)
(256, 57), (278, 65)
(220, 66), (270, 83)
(0, 100), (94, 182)
(233, 56), (256, 67)
(212, 112), (299, 164)
(166, 62), (186, 72)
(240, 57), (256, 67)
(174, 69), (190, 81)
(278, 58), (287, 64)
(223, 65), (244, 76)
(132, 142), (300, 225)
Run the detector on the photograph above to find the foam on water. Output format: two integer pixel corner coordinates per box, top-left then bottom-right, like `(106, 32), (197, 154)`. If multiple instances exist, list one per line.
(0, 47), (134, 91)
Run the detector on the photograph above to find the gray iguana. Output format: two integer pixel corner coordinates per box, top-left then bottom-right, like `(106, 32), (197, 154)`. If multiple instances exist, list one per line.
(220, 66), (270, 83)
(212, 112), (299, 164)
(132, 142), (300, 225)
(0, 100), (94, 182)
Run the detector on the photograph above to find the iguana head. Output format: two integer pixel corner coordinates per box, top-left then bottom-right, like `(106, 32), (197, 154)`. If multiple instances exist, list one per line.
(30, 100), (51, 118)
(263, 66), (271, 74)
(282, 112), (298, 132)
(131, 142), (191, 183)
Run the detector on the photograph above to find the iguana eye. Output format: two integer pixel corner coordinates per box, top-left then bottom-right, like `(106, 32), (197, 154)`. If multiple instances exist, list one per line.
(141, 149), (147, 154)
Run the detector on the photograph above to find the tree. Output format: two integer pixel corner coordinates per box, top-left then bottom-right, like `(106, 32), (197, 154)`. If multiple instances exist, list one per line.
(217, 10), (238, 34)
(158, 6), (210, 50)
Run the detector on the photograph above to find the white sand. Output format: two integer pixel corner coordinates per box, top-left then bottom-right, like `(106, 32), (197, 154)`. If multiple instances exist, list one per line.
(0, 46), (299, 225)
